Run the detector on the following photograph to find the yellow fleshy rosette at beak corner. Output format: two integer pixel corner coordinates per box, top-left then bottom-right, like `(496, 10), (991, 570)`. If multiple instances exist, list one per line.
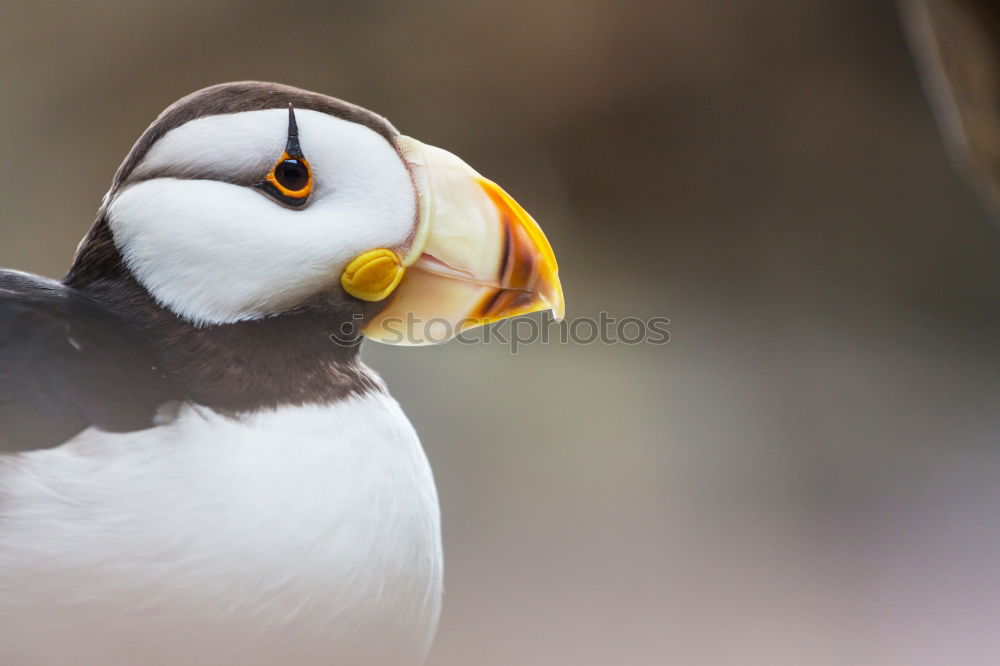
(341, 249), (405, 302)
(342, 136), (564, 345)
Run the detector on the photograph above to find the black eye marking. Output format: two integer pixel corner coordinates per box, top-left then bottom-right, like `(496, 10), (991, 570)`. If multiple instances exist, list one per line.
(255, 103), (313, 208)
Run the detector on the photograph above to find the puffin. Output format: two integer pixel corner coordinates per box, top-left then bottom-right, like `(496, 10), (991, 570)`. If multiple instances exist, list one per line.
(0, 82), (563, 666)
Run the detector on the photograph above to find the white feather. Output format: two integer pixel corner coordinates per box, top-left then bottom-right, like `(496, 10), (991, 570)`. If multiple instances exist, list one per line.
(0, 390), (442, 666)
(107, 109), (417, 325)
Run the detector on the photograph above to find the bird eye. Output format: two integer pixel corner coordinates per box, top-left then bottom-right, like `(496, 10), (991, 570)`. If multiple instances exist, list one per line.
(274, 159), (310, 192)
(257, 153), (313, 207)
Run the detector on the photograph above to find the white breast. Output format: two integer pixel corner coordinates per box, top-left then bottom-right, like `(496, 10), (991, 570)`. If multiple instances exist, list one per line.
(0, 391), (442, 666)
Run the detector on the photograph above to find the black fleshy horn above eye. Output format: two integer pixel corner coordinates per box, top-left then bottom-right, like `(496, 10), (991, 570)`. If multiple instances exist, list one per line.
(285, 103), (303, 159)
(253, 103), (313, 208)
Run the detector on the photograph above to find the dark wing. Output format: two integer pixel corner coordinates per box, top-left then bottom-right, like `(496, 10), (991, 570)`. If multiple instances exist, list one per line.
(0, 269), (177, 452)
(903, 0), (1000, 213)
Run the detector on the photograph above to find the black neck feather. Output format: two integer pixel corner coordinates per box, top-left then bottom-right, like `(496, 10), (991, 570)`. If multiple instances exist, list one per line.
(64, 216), (382, 413)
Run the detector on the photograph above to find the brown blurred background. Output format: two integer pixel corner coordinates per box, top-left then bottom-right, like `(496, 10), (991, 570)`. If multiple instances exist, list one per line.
(3, 1), (1000, 664)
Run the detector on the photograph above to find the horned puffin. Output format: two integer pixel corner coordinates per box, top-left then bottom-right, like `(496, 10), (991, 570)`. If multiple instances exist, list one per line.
(0, 82), (563, 666)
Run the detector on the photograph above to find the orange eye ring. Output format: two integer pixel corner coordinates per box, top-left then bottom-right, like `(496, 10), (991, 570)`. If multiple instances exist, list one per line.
(265, 151), (312, 199)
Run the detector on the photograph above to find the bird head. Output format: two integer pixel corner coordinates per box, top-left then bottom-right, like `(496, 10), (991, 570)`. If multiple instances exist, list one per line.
(86, 82), (563, 345)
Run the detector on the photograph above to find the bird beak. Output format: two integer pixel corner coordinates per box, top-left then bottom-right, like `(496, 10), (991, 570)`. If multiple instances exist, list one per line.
(358, 136), (564, 345)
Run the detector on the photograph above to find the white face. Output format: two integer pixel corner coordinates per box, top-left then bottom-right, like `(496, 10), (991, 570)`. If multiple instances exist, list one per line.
(106, 109), (417, 325)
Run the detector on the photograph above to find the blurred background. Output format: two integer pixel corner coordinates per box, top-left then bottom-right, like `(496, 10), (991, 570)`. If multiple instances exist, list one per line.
(3, 1), (1000, 664)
